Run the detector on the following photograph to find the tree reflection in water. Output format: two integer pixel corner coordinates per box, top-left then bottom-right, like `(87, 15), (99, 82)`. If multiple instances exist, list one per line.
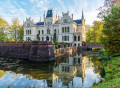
(0, 51), (104, 88)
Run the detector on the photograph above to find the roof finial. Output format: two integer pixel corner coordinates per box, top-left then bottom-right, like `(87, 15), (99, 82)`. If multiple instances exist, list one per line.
(44, 11), (45, 18)
(82, 9), (84, 19)
(56, 11), (57, 19)
(40, 17), (41, 22)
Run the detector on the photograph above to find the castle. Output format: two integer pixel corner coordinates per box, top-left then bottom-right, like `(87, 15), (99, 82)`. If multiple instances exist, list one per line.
(23, 9), (86, 47)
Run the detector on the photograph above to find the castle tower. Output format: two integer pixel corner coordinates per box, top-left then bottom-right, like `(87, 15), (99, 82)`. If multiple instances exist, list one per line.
(82, 10), (86, 42)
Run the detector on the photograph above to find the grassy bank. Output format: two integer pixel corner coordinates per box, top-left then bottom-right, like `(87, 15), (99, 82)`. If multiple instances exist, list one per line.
(91, 56), (120, 88)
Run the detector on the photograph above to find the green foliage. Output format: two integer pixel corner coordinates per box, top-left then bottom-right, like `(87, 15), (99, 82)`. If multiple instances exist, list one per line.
(68, 44), (70, 47)
(91, 57), (120, 88)
(0, 17), (24, 41)
(101, 6), (120, 56)
(58, 44), (61, 48)
(64, 44), (66, 48)
(37, 34), (40, 41)
(53, 33), (56, 42)
(52, 42), (55, 45)
(0, 17), (9, 41)
(55, 46), (58, 49)
(9, 18), (24, 41)
(27, 37), (31, 41)
(86, 21), (104, 44)
(99, 50), (112, 61)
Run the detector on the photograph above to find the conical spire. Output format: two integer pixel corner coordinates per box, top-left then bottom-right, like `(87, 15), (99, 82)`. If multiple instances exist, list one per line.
(44, 11), (45, 18)
(40, 17), (41, 22)
(82, 9), (84, 19)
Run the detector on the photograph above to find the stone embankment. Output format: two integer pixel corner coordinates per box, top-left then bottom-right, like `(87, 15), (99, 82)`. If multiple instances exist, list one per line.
(0, 41), (78, 61)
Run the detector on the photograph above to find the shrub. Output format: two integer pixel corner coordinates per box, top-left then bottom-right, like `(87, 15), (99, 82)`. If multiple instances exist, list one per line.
(52, 42), (55, 45)
(58, 44), (61, 48)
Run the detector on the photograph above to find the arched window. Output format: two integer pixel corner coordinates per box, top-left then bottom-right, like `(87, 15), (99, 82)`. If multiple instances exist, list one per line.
(65, 27), (66, 32)
(54, 29), (56, 34)
(38, 30), (40, 35)
(62, 27), (64, 33)
(74, 43), (76, 46)
(78, 36), (80, 41)
(74, 36), (77, 41)
(46, 36), (49, 41)
(28, 30), (29, 34)
(67, 27), (69, 32)
(47, 29), (50, 34)
(26, 30), (27, 34)
(42, 37), (44, 41)
(30, 30), (31, 34)
(42, 30), (44, 34)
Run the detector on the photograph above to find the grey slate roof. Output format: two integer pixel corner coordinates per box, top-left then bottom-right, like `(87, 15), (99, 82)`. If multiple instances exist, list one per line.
(46, 10), (53, 18)
(35, 22), (44, 26)
(73, 19), (82, 24)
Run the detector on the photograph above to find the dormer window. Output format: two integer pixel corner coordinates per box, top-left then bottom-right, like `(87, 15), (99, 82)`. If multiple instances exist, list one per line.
(27, 23), (30, 26)
(64, 19), (68, 23)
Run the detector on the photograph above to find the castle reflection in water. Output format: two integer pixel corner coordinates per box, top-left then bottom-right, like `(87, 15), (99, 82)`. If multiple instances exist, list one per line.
(0, 51), (103, 88)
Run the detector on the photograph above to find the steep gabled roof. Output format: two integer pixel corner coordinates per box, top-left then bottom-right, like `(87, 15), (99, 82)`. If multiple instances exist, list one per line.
(73, 19), (82, 24)
(35, 22), (44, 26)
(46, 9), (53, 18)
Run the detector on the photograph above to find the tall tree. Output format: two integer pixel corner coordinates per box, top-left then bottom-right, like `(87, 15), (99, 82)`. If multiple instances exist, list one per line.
(98, 0), (120, 19)
(86, 21), (104, 44)
(9, 17), (23, 41)
(0, 17), (9, 41)
(101, 6), (120, 56)
(86, 25), (93, 43)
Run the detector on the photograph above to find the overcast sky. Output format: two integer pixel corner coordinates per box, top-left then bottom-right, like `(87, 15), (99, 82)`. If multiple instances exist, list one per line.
(0, 0), (104, 25)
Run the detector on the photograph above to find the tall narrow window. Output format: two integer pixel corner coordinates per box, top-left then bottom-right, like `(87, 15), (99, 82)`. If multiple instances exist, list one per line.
(28, 30), (29, 34)
(54, 29), (56, 34)
(78, 36), (80, 41)
(65, 36), (66, 41)
(74, 43), (76, 46)
(47, 29), (50, 34)
(42, 37), (44, 41)
(30, 30), (31, 34)
(42, 30), (44, 35)
(65, 27), (66, 32)
(62, 27), (64, 33)
(74, 36), (76, 41)
(38, 30), (40, 35)
(67, 27), (69, 32)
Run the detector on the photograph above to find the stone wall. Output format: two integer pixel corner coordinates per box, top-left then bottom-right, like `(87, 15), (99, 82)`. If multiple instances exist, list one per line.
(0, 41), (55, 61)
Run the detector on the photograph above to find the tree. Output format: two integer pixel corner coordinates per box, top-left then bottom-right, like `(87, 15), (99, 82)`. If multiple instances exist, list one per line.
(86, 21), (104, 44)
(17, 25), (24, 41)
(101, 6), (120, 56)
(37, 34), (40, 41)
(98, 0), (120, 19)
(0, 17), (9, 41)
(53, 33), (56, 42)
(86, 25), (93, 43)
(9, 18), (23, 41)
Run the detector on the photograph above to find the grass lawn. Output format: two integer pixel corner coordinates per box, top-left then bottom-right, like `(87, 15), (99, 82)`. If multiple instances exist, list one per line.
(91, 57), (120, 88)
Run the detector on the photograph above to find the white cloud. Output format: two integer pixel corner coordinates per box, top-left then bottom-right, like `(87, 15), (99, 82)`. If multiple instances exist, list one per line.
(57, 0), (67, 12)
(30, 0), (35, 3)
(0, 0), (104, 26)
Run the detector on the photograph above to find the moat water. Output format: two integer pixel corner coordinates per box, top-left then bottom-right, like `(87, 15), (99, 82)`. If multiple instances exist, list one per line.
(0, 51), (104, 88)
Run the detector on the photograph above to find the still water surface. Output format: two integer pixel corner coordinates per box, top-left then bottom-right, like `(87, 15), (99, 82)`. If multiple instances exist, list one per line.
(0, 51), (104, 88)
